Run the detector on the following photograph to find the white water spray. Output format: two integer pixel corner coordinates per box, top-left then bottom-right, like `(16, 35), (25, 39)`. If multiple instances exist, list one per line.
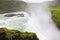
(22, 0), (60, 40)
(24, 3), (60, 40)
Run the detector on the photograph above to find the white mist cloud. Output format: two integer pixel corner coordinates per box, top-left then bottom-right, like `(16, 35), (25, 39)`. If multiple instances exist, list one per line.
(22, 0), (54, 3)
(24, 3), (60, 40)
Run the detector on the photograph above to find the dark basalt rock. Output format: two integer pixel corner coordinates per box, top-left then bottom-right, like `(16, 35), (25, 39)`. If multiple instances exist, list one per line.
(4, 13), (24, 17)
(4, 14), (16, 17)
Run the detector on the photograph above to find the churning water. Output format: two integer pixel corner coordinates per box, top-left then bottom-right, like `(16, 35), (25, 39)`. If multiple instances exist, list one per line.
(0, 0), (60, 40)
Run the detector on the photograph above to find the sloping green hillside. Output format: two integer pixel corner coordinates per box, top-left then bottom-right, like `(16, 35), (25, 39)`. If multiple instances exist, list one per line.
(0, 28), (39, 40)
(50, 4), (60, 30)
(0, 1), (27, 14)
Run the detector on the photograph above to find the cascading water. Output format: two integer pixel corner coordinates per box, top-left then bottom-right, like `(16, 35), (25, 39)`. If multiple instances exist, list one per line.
(22, 0), (60, 40)
(0, 12), (29, 31)
(24, 3), (60, 40)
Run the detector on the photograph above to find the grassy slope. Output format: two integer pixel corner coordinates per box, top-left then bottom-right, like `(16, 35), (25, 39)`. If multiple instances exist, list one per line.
(50, 4), (60, 30)
(0, 28), (39, 40)
(0, 1), (27, 14)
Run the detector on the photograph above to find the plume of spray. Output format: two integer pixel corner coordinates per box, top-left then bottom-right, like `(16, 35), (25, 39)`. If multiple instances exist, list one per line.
(22, 0), (60, 40)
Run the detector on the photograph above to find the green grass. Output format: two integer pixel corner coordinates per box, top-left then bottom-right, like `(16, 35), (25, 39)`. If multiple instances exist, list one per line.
(0, 28), (39, 40)
(50, 5), (60, 30)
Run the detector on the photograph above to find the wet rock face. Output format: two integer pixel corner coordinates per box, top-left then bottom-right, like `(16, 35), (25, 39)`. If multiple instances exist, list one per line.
(4, 14), (24, 17)
(4, 14), (16, 17)
(0, 28), (39, 40)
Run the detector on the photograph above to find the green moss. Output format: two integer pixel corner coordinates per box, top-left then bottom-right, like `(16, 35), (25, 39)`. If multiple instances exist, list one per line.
(0, 28), (39, 40)
(50, 4), (60, 30)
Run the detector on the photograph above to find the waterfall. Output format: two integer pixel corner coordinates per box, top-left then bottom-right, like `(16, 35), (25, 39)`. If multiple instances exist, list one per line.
(0, 0), (60, 40)
(22, 0), (60, 40)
